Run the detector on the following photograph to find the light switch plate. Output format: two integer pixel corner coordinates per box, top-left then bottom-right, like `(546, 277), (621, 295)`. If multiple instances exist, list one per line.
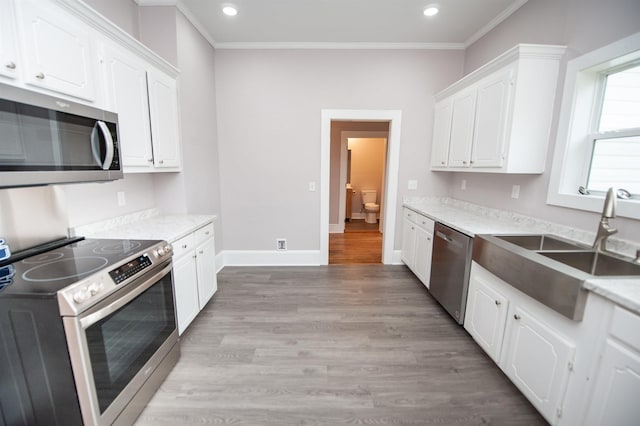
(408, 180), (418, 190)
(511, 185), (520, 199)
(308, 181), (316, 192)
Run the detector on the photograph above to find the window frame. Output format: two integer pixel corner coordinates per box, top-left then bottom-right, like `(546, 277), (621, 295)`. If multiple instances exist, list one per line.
(547, 32), (640, 220)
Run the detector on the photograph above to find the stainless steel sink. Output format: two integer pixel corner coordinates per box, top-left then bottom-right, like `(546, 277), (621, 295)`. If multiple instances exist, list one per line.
(473, 234), (640, 321)
(494, 234), (589, 251)
(540, 251), (640, 276)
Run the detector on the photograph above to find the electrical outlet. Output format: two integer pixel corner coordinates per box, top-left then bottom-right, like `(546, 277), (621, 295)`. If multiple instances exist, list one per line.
(308, 181), (316, 192)
(117, 191), (126, 206)
(511, 185), (520, 199)
(408, 180), (418, 190)
(276, 239), (287, 251)
(461, 179), (466, 190)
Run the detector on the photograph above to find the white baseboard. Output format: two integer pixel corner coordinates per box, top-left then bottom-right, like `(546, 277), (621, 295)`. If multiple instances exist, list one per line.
(390, 249), (404, 265)
(329, 223), (344, 233)
(215, 251), (225, 273)
(221, 250), (322, 266)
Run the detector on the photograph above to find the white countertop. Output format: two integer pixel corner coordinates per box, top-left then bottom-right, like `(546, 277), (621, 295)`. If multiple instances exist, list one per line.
(72, 209), (216, 243)
(403, 198), (640, 316)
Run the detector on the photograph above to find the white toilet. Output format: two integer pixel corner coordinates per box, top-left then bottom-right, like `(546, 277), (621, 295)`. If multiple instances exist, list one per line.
(361, 189), (380, 224)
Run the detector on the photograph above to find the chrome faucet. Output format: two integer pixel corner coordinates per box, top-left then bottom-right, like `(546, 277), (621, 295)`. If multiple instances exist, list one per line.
(592, 187), (618, 252)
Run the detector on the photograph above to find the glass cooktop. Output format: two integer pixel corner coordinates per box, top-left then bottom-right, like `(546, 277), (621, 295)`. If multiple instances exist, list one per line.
(0, 238), (162, 297)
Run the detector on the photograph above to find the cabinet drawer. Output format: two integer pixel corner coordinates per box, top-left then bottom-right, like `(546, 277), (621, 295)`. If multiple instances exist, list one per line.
(194, 223), (214, 246)
(610, 306), (640, 350)
(404, 208), (416, 223)
(415, 214), (434, 233)
(172, 233), (194, 258)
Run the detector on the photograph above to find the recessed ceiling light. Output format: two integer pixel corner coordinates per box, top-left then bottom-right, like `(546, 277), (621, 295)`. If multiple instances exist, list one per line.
(222, 5), (238, 16)
(423, 4), (439, 17)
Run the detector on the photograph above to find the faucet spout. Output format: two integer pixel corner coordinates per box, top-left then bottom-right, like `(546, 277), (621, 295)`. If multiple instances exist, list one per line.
(592, 187), (618, 252)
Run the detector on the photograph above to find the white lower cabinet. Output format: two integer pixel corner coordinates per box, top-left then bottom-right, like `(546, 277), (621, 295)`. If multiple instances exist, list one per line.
(401, 208), (434, 288)
(465, 271), (509, 362)
(583, 306), (640, 425)
(503, 305), (575, 423)
(172, 222), (217, 335)
(466, 263), (576, 425)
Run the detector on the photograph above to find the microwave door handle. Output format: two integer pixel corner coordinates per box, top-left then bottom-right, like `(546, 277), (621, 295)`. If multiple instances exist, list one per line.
(90, 121), (114, 170)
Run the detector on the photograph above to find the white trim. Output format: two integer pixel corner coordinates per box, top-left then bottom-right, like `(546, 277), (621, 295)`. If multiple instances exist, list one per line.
(214, 42), (465, 50)
(221, 250), (321, 266)
(391, 250), (404, 265)
(329, 224), (344, 233)
(547, 32), (640, 220)
(464, 0), (529, 48)
(320, 110), (402, 265)
(176, 1), (217, 48)
(350, 213), (366, 220)
(134, 0), (177, 5)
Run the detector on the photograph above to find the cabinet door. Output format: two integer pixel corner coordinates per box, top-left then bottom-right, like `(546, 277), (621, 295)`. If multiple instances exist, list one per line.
(0, 0), (19, 80)
(583, 339), (640, 425)
(401, 218), (416, 269)
(504, 306), (575, 425)
(148, 69), (181, 169)
(103, 44), (154, 170)
(447, 89), (476, 167)
(430, 99), (452, 168)
(195, 237), (217, 309)
(414, 227), (433, 288)
(471, 68), (513, 168)
(17, 0), (96, 101)
(173, 253), (199, 335)
(464, 271), (509, 362)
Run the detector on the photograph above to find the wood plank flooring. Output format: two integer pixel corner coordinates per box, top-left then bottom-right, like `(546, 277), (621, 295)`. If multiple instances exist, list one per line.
(329, 220), (382, 264)
(136, 265), (546, 426)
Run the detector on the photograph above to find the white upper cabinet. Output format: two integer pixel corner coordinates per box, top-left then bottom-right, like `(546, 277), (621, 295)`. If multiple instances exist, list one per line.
(16, 0), (97, 101)
(102, 43), (154, 169)
(430, 44), (566, 174)
(0, 0), (19, 80)
(147, 69), (181, 170)
(447, 88), (477, 168)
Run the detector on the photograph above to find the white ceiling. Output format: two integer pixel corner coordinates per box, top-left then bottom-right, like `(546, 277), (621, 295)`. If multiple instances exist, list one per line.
(140, 0), (529, 49)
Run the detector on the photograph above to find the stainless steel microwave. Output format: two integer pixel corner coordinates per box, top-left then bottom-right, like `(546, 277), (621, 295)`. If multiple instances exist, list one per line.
(0, 84), (122, 188)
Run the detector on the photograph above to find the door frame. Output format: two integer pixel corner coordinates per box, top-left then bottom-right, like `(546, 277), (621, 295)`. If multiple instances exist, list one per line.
(320, 109), (402, 265)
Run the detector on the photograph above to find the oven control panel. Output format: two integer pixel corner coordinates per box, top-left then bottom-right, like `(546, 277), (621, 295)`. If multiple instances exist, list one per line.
(57, 240), (173, 316)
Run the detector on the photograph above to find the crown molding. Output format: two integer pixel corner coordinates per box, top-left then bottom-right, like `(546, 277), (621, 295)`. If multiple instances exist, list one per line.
(214, 42), (465, 50)
(464, 0), (529, 48)
(134, 0), (177, 5)
(176, 0), (216, 47)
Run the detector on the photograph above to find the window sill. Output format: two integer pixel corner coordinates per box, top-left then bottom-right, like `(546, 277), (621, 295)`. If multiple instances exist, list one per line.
(547, 191), (640, 220)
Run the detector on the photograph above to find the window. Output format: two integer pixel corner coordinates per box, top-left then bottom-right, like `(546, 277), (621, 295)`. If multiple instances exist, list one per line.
(548, 32), (640, 219)
(585, 64), (640, 195)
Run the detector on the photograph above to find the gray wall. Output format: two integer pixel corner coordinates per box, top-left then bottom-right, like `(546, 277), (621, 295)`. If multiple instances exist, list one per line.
(447, 0), (640, 242)
(214, 49), (463, 251)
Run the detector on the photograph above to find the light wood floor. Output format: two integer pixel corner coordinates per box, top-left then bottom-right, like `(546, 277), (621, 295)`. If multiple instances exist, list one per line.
(329, 220), (382, 264)
(136, 265), (546, 426)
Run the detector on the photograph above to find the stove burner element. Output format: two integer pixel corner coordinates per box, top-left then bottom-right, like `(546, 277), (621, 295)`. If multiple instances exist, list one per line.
(22, 252), (64, 264)
(22, 257), (109, 282)
(93, 241), (142, 255)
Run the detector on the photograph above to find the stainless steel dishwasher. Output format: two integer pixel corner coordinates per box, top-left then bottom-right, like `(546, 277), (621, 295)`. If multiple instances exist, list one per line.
(429, 222), (473, 324)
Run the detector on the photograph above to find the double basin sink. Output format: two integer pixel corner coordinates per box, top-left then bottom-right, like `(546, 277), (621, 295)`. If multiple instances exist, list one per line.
(473, 234), (640, 321)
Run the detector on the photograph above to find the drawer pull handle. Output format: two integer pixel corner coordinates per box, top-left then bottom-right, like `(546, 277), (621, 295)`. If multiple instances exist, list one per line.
(36, 72), (45, 79)
(495, 300), (501, 306)
(514, 314), (521, 320)
(199, 250), (204, 254)
(6, 62), (16, 70)
(182, 244), (188, 249)
(205, 231), (210, 235)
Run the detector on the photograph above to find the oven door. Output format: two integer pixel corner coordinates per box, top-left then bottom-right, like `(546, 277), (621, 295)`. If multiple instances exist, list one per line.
(63, 260), (178, 426)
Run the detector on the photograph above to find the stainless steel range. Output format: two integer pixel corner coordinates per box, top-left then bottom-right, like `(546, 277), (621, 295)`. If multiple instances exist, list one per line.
(0, 237), (179, 426)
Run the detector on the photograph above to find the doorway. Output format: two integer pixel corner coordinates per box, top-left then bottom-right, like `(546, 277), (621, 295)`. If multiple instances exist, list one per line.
(320, 109), (402, 265)
(329, 134), (388, 264)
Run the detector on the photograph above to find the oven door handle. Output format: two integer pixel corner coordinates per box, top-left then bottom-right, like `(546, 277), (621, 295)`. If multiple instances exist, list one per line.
(79, 261), (172, 329)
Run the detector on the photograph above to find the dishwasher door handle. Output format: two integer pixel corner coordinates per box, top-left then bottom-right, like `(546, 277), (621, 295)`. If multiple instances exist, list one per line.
(436, 231), (453, 243)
